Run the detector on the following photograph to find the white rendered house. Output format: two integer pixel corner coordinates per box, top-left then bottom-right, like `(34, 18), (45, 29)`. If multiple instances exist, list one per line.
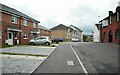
(93, 24), (100, 42)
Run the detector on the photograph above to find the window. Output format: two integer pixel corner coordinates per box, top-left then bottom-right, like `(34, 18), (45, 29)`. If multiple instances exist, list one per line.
(115, 29), (120, 39)
(12, 16), (17, 24)
(42, 29), (44, 33)
(23, 19), (28, 26)
(14, 32), (18, 38)
(117, 12), (120, 21)
(40, 37), (46, 39)
(23, 33), (28, 39)
(109, 16), (112, 24)
(38, 29), (40, 32)
(33, 22), (36, 28)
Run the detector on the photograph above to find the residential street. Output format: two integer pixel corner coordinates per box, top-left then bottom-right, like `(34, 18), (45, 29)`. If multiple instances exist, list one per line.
(32, 42), (119, 74)
(0, 1), (120, 75)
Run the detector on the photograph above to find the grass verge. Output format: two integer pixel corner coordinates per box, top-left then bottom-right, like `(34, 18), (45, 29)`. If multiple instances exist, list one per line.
(0, 52), (48, 57)
(0, 45), (13, 48)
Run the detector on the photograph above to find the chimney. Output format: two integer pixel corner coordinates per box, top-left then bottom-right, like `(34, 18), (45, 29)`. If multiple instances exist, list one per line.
(116, 6), (120, 12)
(116, 1), (120, 12)
(109, 11), (113, 16)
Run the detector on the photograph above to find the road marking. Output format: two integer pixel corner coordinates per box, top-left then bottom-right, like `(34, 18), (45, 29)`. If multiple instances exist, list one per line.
(70, 45), (88, 75)
(67, 61), (74, 66)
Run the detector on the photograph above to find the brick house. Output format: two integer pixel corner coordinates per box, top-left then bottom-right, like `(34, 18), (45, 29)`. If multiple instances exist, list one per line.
(38, 25), (51, 37)
(100, 6), (120, 43)
(51, 24), (69, 42)
(0, 3), (40, 46)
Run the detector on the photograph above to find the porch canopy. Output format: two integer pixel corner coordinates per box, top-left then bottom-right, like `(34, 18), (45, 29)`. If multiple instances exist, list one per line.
(30, 30), (40, 34)
(7, 26), (22, 32)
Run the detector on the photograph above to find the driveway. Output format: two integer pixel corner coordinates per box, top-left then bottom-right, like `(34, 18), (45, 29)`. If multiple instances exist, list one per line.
(1, 46), (56, 74)
(1, 46), (56, 55)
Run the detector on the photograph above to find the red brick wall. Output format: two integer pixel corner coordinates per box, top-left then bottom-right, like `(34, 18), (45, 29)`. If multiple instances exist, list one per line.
(100, 15), (120, 43)
(2, 13), (22, 45)
(20, 19), (38, 45)
(2, 12), (39, 45)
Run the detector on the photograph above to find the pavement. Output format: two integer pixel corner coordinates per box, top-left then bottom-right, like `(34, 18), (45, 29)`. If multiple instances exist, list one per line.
(32, 42), (119, 74)
(1, 45), (56, 74)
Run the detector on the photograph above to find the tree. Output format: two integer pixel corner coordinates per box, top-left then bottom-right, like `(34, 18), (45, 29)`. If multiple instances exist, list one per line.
(83, 35), (87, 42)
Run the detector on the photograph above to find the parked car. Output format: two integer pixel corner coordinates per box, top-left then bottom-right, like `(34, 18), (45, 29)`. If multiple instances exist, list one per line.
(29, 36), (51, 46)
(71, 38), (79, 42)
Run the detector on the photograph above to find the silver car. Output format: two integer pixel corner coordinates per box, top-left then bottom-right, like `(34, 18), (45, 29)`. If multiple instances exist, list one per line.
(29, 36), (51, 46)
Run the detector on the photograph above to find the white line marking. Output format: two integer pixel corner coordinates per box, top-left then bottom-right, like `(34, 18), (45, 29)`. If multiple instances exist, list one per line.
(70, 45), (88, 75)
(67, 61), (74, 66)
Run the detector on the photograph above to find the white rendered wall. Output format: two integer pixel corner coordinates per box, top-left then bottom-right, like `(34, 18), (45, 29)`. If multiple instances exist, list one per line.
(93, 25), (100, 42)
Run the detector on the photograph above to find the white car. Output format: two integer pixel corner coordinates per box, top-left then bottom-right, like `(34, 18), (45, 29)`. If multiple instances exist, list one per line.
(29, 36), (51, 46)
(71, 38), (79, 42)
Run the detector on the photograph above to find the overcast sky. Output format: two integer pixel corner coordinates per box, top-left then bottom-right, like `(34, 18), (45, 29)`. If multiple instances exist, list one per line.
(0, 0), (119, 34)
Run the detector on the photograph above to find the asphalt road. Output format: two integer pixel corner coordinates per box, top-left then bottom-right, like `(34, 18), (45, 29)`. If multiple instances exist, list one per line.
(73, 42), (119, 73)
(31, 42), (119, 74)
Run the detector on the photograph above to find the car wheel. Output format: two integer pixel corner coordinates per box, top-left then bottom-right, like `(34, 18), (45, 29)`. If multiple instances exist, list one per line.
(30, 42), (35, 45)
(45, 42), (50, 46)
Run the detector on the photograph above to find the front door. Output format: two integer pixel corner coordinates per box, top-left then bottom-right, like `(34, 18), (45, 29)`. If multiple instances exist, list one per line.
(8, 32), (13, 45)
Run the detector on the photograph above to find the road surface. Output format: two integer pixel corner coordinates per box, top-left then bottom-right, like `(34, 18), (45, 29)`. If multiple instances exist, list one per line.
(32, 42), (119, 74)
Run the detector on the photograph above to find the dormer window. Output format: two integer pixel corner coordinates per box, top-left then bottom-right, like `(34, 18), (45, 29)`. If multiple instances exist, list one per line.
(12, 16), (17, 24)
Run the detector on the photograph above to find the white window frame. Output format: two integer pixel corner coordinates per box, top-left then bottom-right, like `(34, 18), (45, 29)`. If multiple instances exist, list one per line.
(38, 29), (40, 32)
(33, 22), (36, 28)
(23, 19), (28, 26)
(42, 29), (44, 33)
(23, 33), (28, 39)
(12, 16), (17, 24)
(117, 12), (119, 21)
(105, 19), (108, 26)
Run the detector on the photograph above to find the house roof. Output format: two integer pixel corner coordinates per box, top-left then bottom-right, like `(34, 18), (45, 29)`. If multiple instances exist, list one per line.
(38, 25), (51, 31)
(50, 24), (69, 30)
(99, 6), (120, 22)
(0, 3), (40, 23)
